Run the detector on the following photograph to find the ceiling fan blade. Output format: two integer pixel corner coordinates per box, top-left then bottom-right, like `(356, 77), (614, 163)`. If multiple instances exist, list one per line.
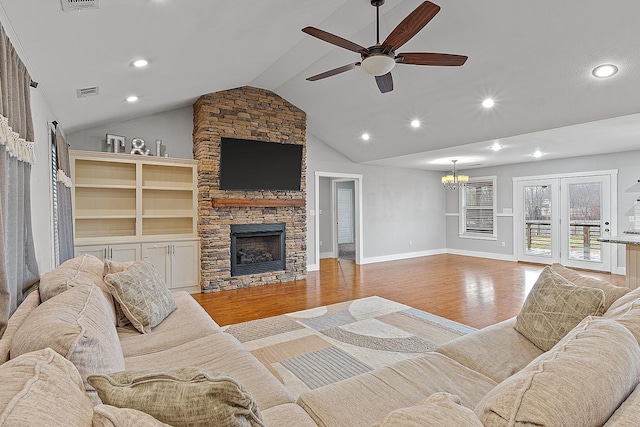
(383, 2), (440, 51)
(306, 63), (359, 81)
(302, 27), (367, 54)
(397, 52), (468, 66)
(375, 72), (393, 93)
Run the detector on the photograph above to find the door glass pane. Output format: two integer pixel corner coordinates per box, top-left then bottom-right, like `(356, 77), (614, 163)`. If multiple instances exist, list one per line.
(568, 183), (601, 261)
(523, 185), (552, 257)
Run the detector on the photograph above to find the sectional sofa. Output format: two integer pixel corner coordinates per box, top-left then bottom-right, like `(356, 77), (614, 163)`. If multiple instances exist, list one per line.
(1, 254), (639, 426)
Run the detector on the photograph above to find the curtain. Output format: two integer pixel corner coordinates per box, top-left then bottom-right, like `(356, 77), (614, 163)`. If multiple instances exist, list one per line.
(54, 126), (74, 264)
(0, 23), (39, 336)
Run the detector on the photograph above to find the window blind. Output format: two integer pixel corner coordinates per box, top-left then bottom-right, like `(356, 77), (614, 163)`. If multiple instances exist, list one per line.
(462, 179), (495, 236)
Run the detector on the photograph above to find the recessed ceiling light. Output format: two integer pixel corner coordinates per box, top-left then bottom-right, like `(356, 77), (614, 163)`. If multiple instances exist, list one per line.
(592, 64), (618, 78)
(126, 95), (139, 103)
(132, 59), (149, 68)
(410, 119), (421, 128)
(532, 150), (542, 158)
(361, 133), (370, 141)
(491, 142), (502, 151)
(482, 98), (495, 109)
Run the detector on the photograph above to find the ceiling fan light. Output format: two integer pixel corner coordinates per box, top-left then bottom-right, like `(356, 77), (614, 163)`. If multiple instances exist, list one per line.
(361, 55), (396, 76)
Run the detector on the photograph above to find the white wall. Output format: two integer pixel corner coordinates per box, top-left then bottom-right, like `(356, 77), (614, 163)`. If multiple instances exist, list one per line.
(445, 149), (640, 271)
(306, 133), (446, 268)
(67, 106), (194, 159)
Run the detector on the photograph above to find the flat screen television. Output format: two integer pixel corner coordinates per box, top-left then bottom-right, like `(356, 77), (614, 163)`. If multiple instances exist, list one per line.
(219, 137), (303, 191)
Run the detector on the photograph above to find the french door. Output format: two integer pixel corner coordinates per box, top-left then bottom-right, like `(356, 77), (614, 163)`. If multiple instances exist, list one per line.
(515, 173), (613, 272)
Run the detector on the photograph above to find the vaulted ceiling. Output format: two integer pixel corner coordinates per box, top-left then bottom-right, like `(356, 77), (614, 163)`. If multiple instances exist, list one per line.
(2, 0), (639, 170)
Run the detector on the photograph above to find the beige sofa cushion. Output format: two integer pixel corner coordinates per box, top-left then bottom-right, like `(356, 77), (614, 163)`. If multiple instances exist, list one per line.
(376, 392), (484, 427)
(603, 383), (640, 426)
(552, 263), (629, 310)
(0, 289), (40, 364)
(89, 368), (264, 427)
(93, 405), (171, 427)
(514, 266), (605, 351)
(118, 291), (222, 358)
(0, 348), (94, 425)
(10, 284), (125, 402)
(39, 253), (106, 302)
(604, 288), (640, 344)
(104, 259), (177, 334)
(123, 333), (295, 411)
(260, 404), (318, 427)
(298, 352), (497, 427)
(436, 317), (543, 383)
(475, 317), (640, 427)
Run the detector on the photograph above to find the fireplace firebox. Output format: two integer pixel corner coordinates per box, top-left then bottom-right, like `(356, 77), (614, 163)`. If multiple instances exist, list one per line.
(230, 223), (286, 277)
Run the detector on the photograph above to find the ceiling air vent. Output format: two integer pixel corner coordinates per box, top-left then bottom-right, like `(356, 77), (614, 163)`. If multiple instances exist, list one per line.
(61, 0), (100, 11)
(76, 86), (99, 98)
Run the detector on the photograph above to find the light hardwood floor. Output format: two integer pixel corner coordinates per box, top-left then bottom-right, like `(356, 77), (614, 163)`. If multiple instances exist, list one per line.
(192, 254), (626, 329)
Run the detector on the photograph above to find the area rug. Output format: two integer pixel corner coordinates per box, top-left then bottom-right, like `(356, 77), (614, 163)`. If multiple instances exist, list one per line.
(223, 296), (476, 398)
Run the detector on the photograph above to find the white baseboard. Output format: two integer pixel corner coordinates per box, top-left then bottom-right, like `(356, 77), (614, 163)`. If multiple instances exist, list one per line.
(614, 266), (626, 276)
(319, 252), (335, 259)
(360, 249), (446, 265)
(446, 248), (517, 262)
(307, 263), (319, 272)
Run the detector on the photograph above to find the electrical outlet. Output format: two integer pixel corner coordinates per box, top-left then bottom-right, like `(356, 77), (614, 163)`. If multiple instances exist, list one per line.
(501, 242), (506, 247)
(319, 241), (323, 246)
(409, 240), (412, 246)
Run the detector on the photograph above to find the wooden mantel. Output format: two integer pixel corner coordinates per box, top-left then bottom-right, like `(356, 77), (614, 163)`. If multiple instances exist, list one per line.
(211, 197), (305, 208)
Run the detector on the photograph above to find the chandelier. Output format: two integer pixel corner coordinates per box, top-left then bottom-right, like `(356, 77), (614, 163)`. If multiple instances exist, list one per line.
(441, 160), (469, 190)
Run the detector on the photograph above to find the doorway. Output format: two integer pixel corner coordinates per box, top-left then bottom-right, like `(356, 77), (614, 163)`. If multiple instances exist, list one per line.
(336, 180), (356, 261)
(314, 172), (363, 269)
(514, 171), (616, 272)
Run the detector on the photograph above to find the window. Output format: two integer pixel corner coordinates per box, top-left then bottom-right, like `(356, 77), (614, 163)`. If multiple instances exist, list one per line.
(460, 176), (497, 239)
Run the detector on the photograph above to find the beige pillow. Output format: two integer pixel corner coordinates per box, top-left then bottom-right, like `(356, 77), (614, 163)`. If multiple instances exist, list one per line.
(0, 289), (40, 364)
(39, 253), (106, 302)
(475, 317), (640, 427)
(104, 260), (136, 327)
(515, 266), (605, 351)
(93, 405), (171, 427)
(604, 291), (640, 344)
(551, 263), (629, 310)
(0, 348), (94, 425)
(104, 259), (177, 334)
(10, 284), (125, 402)
(88, 368), (265, 427)
(377, 392), (483, 427)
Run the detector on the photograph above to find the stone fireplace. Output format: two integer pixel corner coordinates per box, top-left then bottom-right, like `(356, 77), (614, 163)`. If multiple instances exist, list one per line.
(193, 86), (307, 292)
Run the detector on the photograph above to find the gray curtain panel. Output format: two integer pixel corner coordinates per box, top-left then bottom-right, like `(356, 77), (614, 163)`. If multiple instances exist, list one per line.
(0, 22), (39, 337)
(54, 127), (74, 264)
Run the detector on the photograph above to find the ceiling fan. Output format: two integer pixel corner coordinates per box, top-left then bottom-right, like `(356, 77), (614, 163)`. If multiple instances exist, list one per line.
(302, 0), (467, 93)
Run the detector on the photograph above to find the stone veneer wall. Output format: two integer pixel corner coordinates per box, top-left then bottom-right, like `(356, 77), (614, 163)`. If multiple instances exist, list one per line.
(193, 86), (307, 292)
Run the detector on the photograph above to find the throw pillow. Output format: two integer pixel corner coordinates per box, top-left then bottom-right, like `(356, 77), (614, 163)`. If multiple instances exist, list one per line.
(104, 260), (136, 327)
(551, 263), (629, 311)
(93, 404), (171, 427)
(0, 348), (94, 425)
(475, 317), (640, 427)
(377, 392), (483, 427)
(515, 266), (605, 351)
(104, 259), (177, 334)
(10, 283), (126, 403)
(88, 367), (265, 427)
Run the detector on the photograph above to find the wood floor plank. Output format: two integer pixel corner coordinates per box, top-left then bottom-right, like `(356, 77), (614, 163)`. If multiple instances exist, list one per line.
(191, 254), (626, 329)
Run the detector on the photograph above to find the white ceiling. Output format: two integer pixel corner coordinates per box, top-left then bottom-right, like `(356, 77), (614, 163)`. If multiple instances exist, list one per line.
(1, 0), (639, 171)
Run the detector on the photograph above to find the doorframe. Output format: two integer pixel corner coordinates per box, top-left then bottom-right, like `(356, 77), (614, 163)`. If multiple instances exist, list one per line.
(314, 171), (363, 268)
(512, 169), (618, 272)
